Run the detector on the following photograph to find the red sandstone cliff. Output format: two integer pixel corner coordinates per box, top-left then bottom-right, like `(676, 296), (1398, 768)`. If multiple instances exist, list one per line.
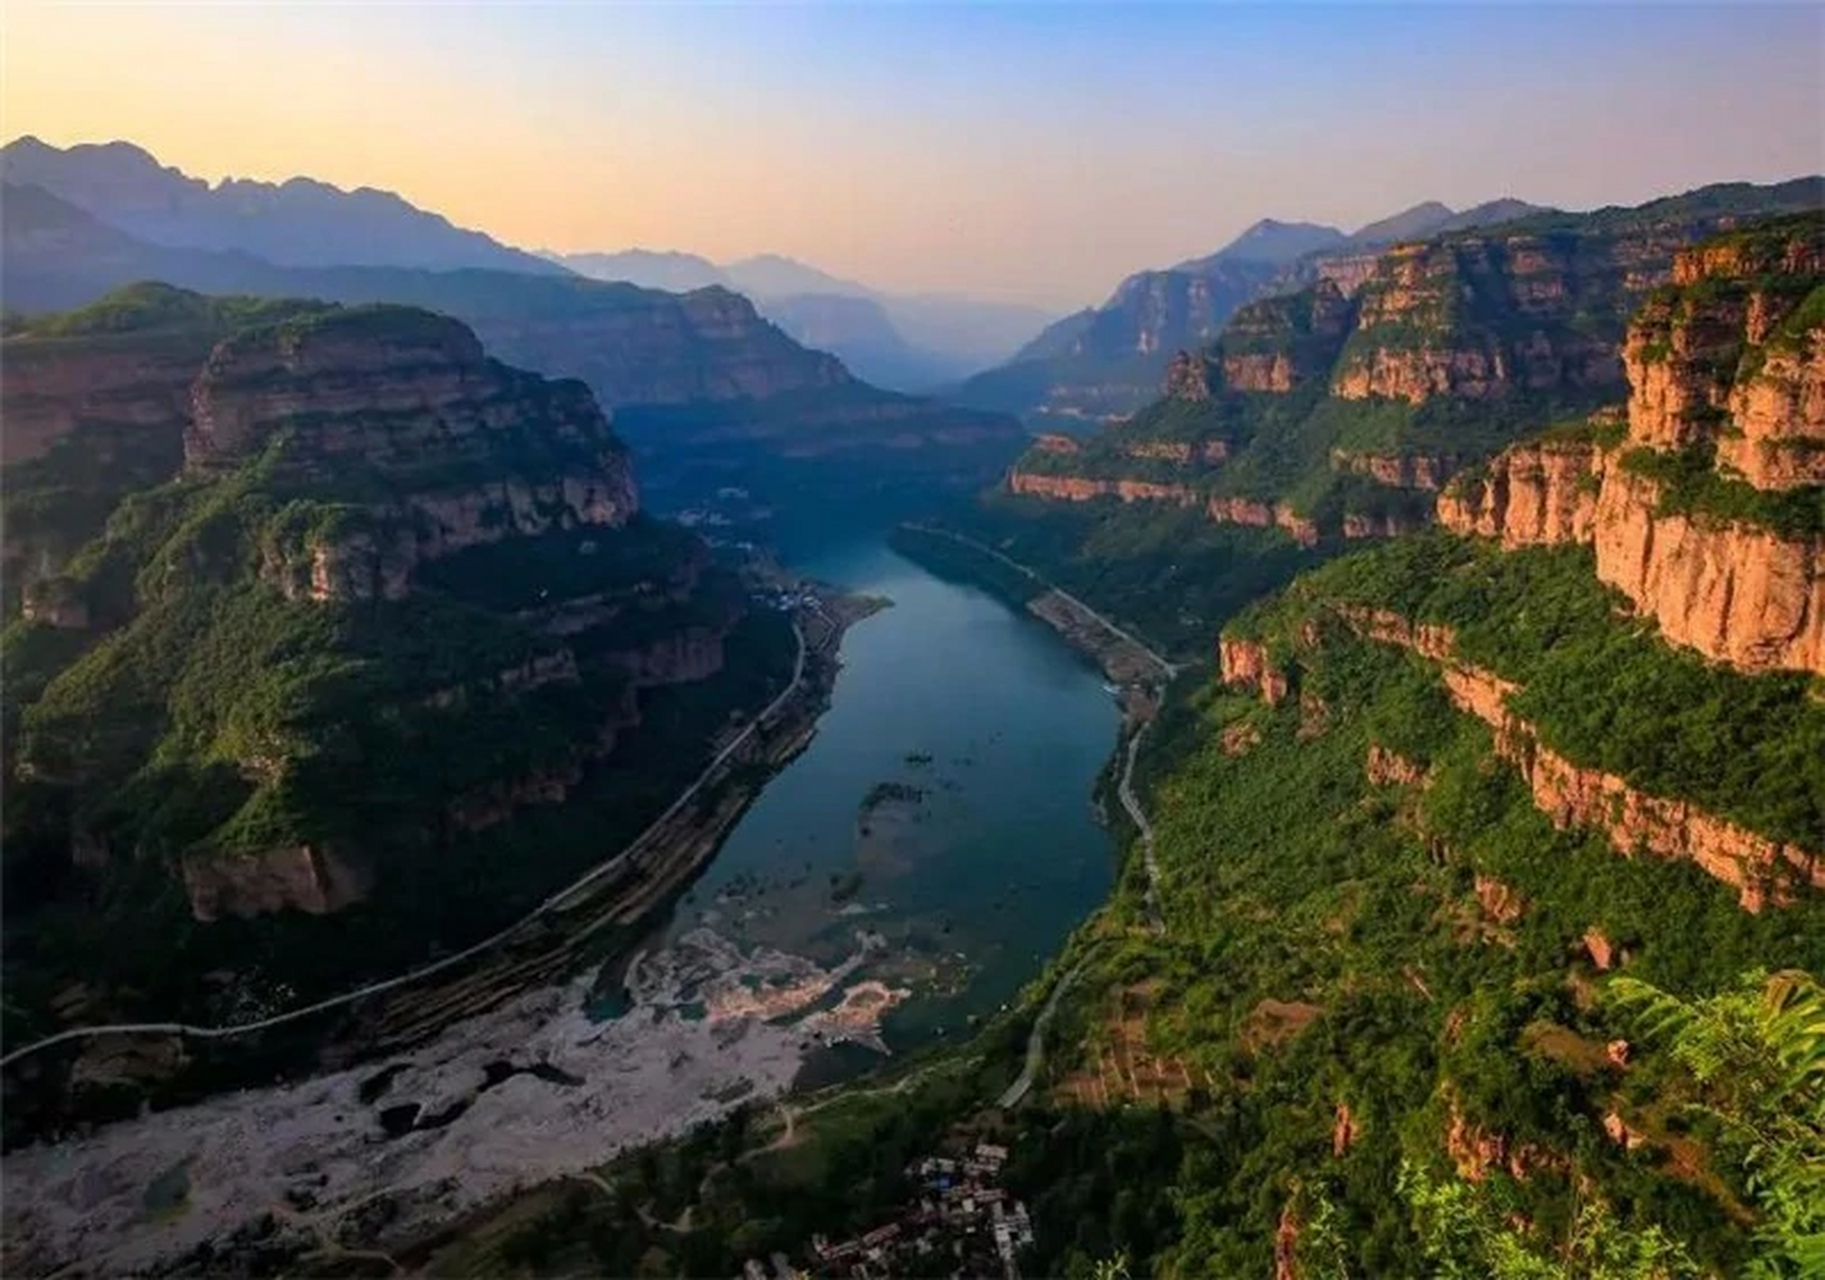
(1438, 218), (1825, 675)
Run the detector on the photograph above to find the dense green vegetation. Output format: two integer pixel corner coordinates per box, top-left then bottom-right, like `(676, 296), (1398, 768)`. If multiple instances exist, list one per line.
(444, 586), (1820, 1275)
(9, 280), (332, 340)
(899, 492), (1331, 658)
(1233, 533), (1825, 850)
(1049, 610), (1821, 1273)
(1, 292), (801, 1056)
(1621, 445), (1825, 539)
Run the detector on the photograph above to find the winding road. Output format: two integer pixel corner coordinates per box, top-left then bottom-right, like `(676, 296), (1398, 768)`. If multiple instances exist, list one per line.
(997, 960), (1086, 1109)
(899, 524), (1176, 680)
(0, 622), (809, 1070)
(1119, 720), (1165, 934)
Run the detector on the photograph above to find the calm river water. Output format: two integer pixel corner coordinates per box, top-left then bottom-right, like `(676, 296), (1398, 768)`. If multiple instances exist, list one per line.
(659, 532), (1120, 1049)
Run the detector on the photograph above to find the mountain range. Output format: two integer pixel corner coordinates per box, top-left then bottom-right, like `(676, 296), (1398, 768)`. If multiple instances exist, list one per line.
(3, 169), (1027, 516)
(958, 197), (1553, 424)
(544, 246), (1058, 391)
(1, 135), (562, 276)
(0, 136), (1058, 393)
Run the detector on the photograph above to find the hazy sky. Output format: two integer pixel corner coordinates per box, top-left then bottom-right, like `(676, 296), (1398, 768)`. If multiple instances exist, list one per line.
(6, 2), (1821, 309)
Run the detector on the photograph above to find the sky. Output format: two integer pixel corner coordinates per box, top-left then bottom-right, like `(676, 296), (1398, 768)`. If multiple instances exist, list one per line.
(5, 1), (1822, 310)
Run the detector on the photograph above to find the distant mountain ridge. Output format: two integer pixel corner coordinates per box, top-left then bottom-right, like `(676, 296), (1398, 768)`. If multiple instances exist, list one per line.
(963, 194), (1554, 424)
(545, 247), (1056, 390)
(2, 135), (563, 276)
(1176, 219), (1350, 271)
(3, 179), (1028, 514)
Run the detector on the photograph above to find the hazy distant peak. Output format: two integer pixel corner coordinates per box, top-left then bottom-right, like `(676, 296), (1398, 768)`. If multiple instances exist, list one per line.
(1176, 219), (1348, 272)
(723, 253), (873, 300)
(1348, 196), (1553, 246)
(551, 248), (728, 292)
(1, 135), (560, 275)
(1349, 201), (1455, 245)
(1438, 197), (1552, 231)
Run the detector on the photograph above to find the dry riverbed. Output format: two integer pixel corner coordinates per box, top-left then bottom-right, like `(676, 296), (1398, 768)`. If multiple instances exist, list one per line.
(2, 927), (907, 1277)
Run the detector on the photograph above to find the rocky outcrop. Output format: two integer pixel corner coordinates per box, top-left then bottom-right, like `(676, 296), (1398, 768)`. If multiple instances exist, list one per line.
(1720, 328), (1825, 489)
(1207, 496), (1320, 547)
(1330, 449), (1453, 491)
(1341, 511), (1426, 540)
(1437, 437), (1605, 547)
(475, 285), (851, 408)
(1313, 251), (1381, 298)
(1446, 1094), (1564, 1183)
(1332, 1102), (1358, 1156)
(182, 844), (371, 922)
(1235, 605), (1824, 909)
(0, 333), (202, 464)
(1584, 928), (1619, 971)
(1217, 280), (1353, 393)
(1326, 214), (1776, 406)
(1623, 219), (1823, 483)
(1592, 468), (1825, 674)
(1474, 875), (1526, 925)
(1164, 351), (1213, 400)
(1333, 344), (1511, 404)
(1366, 744), (1426, 787)
(1440, 218), (1825, 675)
(187, 306), (639, 602)
(1218, 636), (1289, 705)
(1007, 470), (1199, 506)
(1033, 432), (1081, 455)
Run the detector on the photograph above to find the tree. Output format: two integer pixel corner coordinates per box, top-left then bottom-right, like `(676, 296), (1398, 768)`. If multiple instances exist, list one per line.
(1610, 969), (1825, 1278)
(1398, 1162), (1700, 1280)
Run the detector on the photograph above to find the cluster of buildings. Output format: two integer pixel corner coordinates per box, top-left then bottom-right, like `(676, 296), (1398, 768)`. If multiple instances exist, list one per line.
(744, 1142), (1036, 1280)
(757, 587), (820, 613)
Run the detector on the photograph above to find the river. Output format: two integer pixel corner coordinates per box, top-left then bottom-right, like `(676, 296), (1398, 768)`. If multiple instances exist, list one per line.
(2, 528), (1123, 1276)
(653, 534), (1119, 1051)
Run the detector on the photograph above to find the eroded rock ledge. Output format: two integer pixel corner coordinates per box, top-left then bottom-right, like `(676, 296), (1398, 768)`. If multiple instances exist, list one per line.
(1218, 609), (1823, 911)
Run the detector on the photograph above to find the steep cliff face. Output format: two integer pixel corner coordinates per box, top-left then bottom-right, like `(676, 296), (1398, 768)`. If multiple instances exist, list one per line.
(181, 306), (638, 602)
(995, 187), (1821, 556)
(1723, 327), (1825, 489)
(1207, 497), (1321, 547)
(182, 843), (372, 923)
(1, 285), (337, 615)
(1329, 449), (1453, 492)
(5, 289), (761, 959)
(475, 285), (851, 408)
(1221, 597), (1824, 910)
(1007, 470), (1199, 506)
(1332, 233), (1633, 404)
(1591, 469), (1824, 675)
(1439, 215), (1824, 675)
(1216, 281), (1354, 393)
(1436, 436), (1606, 547)
(1622, 220), (1825, 490)
(2, 333), (203, 465)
